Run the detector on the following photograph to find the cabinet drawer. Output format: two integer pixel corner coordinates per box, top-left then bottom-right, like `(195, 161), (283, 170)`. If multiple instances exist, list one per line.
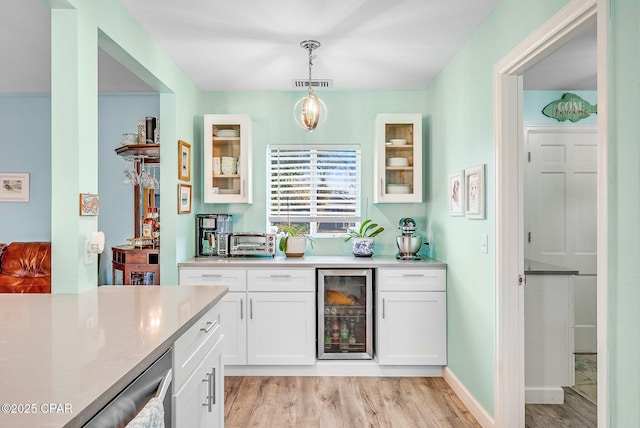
(174, 304), (222, 390)
(377, 268), (446, 292)
(247, 269), (315, 292)
(179, 268), (246, 292)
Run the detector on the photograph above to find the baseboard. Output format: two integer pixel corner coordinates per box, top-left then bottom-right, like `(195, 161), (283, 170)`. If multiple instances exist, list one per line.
(226, 362), (443, 377)
(443, 367), (494, 428)
(525, 386), (565, 404)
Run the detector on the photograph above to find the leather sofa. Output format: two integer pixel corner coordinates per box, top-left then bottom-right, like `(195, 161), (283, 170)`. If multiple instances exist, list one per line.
(0, 242), (51, 293)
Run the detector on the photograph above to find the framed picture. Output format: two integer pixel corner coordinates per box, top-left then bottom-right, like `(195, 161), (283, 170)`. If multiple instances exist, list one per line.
(449, 170), (465, 216)
(79, 193), (100, 216)
(0, 173), (30, 202)
(178, 183), (192, 214)
(465, 164), (485, 219)
(178, 140), (191, 181)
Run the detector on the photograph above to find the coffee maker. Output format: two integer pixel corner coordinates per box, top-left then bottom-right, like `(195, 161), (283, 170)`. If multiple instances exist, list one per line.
(196, 214), (232, 257)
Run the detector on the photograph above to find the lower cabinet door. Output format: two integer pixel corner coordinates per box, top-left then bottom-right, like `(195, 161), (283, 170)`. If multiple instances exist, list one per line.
(377, 291), (447, 365)
(247, 292), (315, 365)
(221, 292), (247, 365)
(173, 336), (223, 428)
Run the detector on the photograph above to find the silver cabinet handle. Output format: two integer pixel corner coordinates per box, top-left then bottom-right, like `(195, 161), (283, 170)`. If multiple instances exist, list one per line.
(380, 178), (384, 196)
(201, 319), (218, 333)
(240, 298), (244, 320)
(402, 274), (426, 277)
(202, 372), (213, 412)
(382, 298), (386, 319)
(201, 274), (222, 279)
(270, 274), (291, 278)
(250, 299), (253, 320)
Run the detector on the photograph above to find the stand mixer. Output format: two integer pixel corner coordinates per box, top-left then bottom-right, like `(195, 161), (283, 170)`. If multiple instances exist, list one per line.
(396, 217), (423, 260)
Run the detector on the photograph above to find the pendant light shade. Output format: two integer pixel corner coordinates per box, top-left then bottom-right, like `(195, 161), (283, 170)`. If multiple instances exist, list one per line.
(294, 40), (327, 132)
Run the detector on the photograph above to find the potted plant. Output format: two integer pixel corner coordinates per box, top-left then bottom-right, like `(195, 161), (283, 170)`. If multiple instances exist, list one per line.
(344, 219), (385, 257)
(278, 224), (315, 258)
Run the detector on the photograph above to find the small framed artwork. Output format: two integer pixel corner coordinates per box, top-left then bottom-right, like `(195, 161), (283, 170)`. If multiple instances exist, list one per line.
(0, 173), (30, 202)
(79, 193), (100, 216)
(178, 140), (191, 181)
(178, 183), (192, 214)
(465, 164), (485, 219)
(449, 170), (465, 216)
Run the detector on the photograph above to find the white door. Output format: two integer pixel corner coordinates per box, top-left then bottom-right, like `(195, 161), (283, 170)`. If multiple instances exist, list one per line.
(524, 126), (597, 274)
(524, 126), (597, 352)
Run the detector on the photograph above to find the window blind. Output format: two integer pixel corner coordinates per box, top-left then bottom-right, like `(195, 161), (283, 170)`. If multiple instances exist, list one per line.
(268, 145), (361, 223)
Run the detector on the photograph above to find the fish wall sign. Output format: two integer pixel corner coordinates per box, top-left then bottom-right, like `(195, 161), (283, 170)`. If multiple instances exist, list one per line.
(542, 92), (597, 122)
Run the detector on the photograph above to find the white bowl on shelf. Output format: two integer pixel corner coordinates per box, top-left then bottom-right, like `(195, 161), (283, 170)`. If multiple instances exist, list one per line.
(387, 157), (409, 167)
(386, 184), (411, 194)
(389, 138), (407, 145)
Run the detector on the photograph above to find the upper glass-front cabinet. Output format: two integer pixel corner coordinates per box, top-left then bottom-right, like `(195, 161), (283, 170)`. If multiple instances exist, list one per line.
(374, 113), (423, 203)
(203, 114), (252, 204)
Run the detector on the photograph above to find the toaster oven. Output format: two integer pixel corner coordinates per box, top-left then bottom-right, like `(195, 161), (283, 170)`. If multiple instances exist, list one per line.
(229, 233), (276, 257)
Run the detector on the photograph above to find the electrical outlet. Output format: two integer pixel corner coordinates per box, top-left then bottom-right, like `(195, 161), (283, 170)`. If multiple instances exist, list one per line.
(481, 234), (488, 254)
(84, 242), (95, 265)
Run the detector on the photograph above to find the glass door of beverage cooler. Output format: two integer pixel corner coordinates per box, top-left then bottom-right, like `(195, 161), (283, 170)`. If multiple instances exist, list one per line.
(318, 269), (373, 360)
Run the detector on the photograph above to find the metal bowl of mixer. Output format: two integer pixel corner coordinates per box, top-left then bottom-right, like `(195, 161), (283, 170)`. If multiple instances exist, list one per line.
(396, 236), (423, 256)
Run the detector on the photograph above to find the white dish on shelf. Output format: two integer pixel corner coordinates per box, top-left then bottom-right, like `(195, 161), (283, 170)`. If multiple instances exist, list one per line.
(387, 157), (409, 167)
(389, 139), (407, 145)
(386, 184), (411, 194)
(217, 129), (240, 138)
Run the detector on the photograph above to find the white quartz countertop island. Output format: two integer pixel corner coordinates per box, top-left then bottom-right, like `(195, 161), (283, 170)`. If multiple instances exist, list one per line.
(0, 285), (227, 427)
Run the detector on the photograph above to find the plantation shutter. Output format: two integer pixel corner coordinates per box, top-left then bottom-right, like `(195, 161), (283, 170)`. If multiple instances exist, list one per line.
(268, 145), (361, 223)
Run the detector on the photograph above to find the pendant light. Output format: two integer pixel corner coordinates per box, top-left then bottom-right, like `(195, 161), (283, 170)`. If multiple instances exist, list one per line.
(294, 40), (327, 132)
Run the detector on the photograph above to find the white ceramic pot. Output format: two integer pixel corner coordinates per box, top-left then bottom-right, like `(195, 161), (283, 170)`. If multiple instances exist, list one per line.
(351, 237), (375, 257)
(285, 235), (307, 258)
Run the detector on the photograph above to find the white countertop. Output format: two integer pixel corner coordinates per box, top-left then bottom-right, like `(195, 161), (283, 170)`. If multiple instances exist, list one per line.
(0, 285), (227, 427)
(179, 254), (447, 268)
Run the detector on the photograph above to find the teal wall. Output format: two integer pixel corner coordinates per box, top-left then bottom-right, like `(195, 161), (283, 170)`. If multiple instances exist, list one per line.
(0, 95), (51, 243)
(423, 0), (571, 415)
(47, 0), (201, 291)
(608, 1), (640, 426)
(199, 90), (429, 257)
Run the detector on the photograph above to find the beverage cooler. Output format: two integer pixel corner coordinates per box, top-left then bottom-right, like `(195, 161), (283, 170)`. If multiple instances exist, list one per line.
(318, 269), (373, 360)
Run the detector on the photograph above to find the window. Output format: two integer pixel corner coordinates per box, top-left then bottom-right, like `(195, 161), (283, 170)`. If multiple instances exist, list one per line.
(268, 145), (361, 236)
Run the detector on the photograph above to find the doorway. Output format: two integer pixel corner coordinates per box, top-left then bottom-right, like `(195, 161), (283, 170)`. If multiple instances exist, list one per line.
(493, 0), (607, 427)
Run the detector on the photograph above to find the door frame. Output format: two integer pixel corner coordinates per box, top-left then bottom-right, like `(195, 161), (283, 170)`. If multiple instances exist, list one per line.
(493, 0), (607, 426)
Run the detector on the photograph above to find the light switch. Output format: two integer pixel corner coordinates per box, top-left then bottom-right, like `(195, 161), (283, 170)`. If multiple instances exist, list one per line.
(481, 234), (488, 254)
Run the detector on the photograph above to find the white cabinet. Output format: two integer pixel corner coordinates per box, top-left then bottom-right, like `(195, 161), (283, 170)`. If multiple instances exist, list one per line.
(173, 304), (224, 428)
(203, 114), (252, 204)
(374, 113), (423, 203)
(376, 268), (446, 365)
(180, 268), (247, 366)
(246, 269), (315, 365)
(179, 267), (315, 366)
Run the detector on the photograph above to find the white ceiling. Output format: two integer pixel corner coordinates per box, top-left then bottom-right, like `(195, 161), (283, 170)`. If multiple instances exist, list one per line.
(1, 0), (596, 94)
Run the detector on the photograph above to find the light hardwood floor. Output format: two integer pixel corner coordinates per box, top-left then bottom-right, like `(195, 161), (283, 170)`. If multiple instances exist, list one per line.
(525, 387), (597, 428)
(224, 376), (481, 428)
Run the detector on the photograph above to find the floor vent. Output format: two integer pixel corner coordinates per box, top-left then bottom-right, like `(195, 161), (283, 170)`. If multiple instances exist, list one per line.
(292, 79), (333, 89)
